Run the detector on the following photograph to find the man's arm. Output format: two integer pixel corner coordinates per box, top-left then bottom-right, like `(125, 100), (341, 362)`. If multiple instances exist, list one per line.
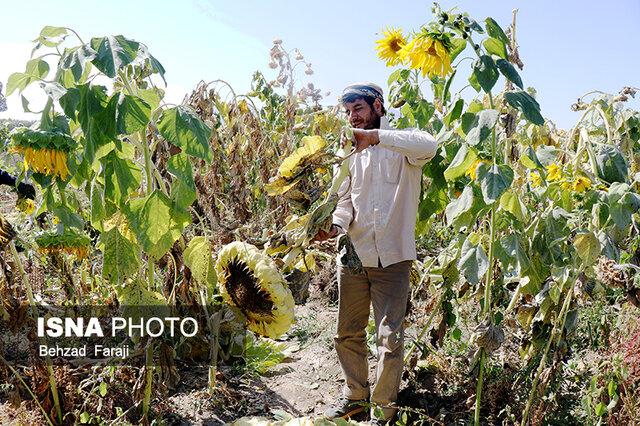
(377, 128), (438, 167)
(352, 128), (438, 167)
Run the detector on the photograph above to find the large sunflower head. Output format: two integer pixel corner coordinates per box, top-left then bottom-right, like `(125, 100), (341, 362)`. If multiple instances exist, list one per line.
(375, 27), (407, 66)
(0, 214), (16, 249)
(10, 128), (74, 180)
(400, 31), (453, 79)
(216, 241), (295, 339)
(35, 229), (91, 259)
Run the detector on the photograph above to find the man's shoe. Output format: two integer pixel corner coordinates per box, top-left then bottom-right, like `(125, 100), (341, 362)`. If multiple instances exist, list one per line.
(324, 397), (367, 419)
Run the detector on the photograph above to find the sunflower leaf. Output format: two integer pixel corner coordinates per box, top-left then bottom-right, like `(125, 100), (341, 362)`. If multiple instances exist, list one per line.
(90, 35), (140, 78)
(444, 144), (477, 181)
(483, 38), (508, 60)
(485, 18), (510, 46)
(477, 163), (514, 204)
(125, 190), (191, 260)
(504, 90), (544, 125)
(472, 55), (498, 93)
(157, 106), (213, 163)
(184, 236), (217, 290)
(496, 59), (523, 89)
(101, 227), (140, 283)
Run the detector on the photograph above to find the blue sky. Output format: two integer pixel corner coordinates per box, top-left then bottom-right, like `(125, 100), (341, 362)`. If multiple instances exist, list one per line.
(1, 0), (638, 129)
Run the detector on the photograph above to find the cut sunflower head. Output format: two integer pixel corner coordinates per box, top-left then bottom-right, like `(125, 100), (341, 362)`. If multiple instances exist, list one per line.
(35, 229), (91, 259)
(0, 214), (16, 249)
(400, 31), (453, 78)
(10, 128), (74, 180)
(215, 241), (295, 339)
(375, 27), (407, 66)
(265, 135), (331, 196)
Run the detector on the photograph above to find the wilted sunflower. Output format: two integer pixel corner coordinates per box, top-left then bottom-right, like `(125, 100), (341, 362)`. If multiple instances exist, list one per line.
(572, 176), (592, 192)
(11, 128), (74, 180)
(400, 32), (453, 78)
(546, 163), (562, 182)
(0, 214), (16, 249)
(375, 27), (407, 66)
(265, 135), (330, 196)
(216, 241), (295, 338)
(35, 229), (91, 259)
(529, 171), (542, 188)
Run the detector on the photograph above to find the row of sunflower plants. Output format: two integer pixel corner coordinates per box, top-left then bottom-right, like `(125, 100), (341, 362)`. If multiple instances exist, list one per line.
(373, 3), (639, 424)
(2, 26), (220, 423)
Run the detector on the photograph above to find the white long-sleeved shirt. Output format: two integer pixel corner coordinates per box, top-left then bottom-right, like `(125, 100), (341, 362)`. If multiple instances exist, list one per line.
(332, 117), (438, 268)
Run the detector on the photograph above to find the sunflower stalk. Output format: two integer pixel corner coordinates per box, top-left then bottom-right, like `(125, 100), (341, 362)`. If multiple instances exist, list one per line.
(9, 242), (63, 424)
(521, 279), (574, 426)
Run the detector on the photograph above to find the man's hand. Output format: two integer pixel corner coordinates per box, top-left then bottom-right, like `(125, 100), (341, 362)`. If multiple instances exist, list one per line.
(351, 129), (380, 152)
(313, 224), (341, 242)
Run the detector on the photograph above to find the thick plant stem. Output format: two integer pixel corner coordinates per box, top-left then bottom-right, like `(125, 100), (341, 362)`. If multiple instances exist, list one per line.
(474, 91), (499, 426)
(474, 350), (486, 425)
(9, 242), (63, 424)
(520, 283), (574, 426)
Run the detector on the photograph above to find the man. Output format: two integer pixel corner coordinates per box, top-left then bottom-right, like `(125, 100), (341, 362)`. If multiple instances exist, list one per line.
(0, 169), (35, 200)
(316, 83), (438, 423)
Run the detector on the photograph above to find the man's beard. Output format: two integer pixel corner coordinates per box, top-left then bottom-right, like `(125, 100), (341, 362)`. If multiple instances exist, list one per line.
(364, 114), (381, 130)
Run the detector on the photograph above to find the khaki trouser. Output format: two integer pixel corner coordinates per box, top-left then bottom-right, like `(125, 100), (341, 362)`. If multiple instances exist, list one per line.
(334, 260), (411, 420)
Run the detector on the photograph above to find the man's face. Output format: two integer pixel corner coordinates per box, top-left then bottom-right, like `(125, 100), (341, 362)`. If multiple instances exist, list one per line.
(343, 98), (382, 129)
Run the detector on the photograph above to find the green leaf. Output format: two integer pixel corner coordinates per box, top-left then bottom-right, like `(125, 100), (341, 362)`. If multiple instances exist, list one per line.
(478, 163), (514, 204)
(444, 144), (477, 181)
(101, 227), (140, 284)
(125, 191), (191, 260)
(167, 153), (197, 209)
(80, 412), (91, 423)
(468, 71), (481, 92)
(99, 381), (108, 397)
(496, 59), (523, 89)
(483, 37), (508, 60)
(458, 237), (489, 285)
(449, 38), (467, 62)
(595, 145), (628, 183)
(504, 90), (544, 125)
(520, 146), (543, 169)
(485, 18), (510, 45)
(183, 236), (217, 290)
(466, 109), (499, 146)
(41, 82), (67, 101)
(157, 106), (213, 162)
(445, 186), (474, 224)
(418, 185), (448, 220)
(103, 151), (142, 207)
(472, 55), (498, 93)
(114, 93), (151, 135)
(499, 190), (527, 222)
(60, 45), (97, 82)
(90, 181), (107, 231)
(33, 26), (68, 47)
(573, 231), (601, 266)
(90, 35), (140, 78)
(444, 98), (464, 126)
(7, 58), (50, 95)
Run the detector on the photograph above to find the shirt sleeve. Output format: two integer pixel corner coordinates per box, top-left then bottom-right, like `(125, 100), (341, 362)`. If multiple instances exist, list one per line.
(331, 167), (353, 231)
(377, 128), (438, 167)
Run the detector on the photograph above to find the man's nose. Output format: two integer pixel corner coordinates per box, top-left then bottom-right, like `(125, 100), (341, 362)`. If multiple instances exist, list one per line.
(349, 113), (359, 125)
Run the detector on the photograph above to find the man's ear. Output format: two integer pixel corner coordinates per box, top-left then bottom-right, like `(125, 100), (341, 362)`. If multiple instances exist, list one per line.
(373, 98), (383, 116)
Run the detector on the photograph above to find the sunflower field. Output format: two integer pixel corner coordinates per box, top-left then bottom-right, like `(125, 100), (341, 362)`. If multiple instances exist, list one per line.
(1, 3), (639, 426)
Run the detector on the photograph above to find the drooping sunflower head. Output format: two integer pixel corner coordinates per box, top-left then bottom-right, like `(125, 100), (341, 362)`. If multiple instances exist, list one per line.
(0, 214), (16, 249)
(10, 128), (74, 180)
(400, 31), (453, 78)
(35, 229), (91, 259)
(375, 27), (407, 67)
(216, 241), (295, 339)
